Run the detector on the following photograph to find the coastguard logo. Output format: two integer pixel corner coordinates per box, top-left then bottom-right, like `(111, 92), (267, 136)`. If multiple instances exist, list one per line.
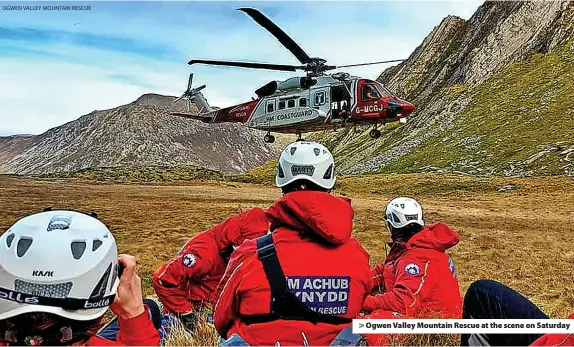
(405, 263), (420, 276)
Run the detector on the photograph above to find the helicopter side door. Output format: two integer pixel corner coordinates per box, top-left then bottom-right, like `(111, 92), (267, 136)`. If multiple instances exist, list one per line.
(330, 83), (352, 120)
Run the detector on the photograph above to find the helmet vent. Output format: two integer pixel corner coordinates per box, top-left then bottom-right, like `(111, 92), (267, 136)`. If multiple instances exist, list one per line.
(290, 147), (297, 155)
(15, 279), (72, 299)
(313, 148), (320, 156)
(90, 263), (112, 299)
(71, 241), (87, 260)
(111, 263), (119, 292)
(277, 163), (285, 178)
(323, 163), (333, 179)
(392, 213), (401, 224)
(6, 233), (14, 248)
(92, 239), (103, 252)
(16, 238), (33, 257)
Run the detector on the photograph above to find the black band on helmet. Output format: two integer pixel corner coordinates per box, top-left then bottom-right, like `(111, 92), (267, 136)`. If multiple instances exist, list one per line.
(0, 286), (115, 311)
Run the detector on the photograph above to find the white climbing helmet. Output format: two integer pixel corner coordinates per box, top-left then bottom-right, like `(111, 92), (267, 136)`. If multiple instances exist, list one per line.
(0, 209), (119, 321)
(385, 197), (425, 229)
(276, 141), (336, 190)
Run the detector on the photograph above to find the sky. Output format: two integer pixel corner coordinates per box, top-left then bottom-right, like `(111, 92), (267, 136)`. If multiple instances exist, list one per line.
(0, 1), (484, 136)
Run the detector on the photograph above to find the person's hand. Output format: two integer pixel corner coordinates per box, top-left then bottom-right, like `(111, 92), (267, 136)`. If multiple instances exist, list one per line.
(110, 254), (145, 320)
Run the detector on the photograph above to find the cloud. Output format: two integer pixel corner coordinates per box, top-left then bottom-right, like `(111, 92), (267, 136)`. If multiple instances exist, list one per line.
(0, 1), (484, 136)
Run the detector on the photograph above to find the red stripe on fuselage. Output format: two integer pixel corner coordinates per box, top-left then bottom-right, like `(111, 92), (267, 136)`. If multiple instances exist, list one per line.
(211, 100), (259, 123)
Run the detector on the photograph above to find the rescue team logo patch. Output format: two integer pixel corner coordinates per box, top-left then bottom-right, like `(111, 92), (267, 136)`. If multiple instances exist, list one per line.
(182, 254), (196, 267)
(405, 263), (420, 276)
(285, 276), (350, 315)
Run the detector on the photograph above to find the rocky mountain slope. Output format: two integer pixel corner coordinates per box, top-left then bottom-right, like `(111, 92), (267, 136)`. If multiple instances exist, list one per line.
(0, 94), (284, 175)
(316, 0), (574, 177)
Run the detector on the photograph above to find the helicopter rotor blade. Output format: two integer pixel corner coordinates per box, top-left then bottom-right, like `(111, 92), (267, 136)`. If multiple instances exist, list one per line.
(188, 59), (302, 72)
(238, 7), (313, 65)
(187, 73), (194, 91)
(331, 59), (406, 70)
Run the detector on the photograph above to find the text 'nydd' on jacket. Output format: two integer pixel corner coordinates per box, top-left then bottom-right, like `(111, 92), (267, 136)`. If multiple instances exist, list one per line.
(152, 208), (268, 314)
(213, 191), (373, 346)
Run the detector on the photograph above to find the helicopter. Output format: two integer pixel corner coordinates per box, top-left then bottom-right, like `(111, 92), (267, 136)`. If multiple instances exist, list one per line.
(170, 7), (416, 143)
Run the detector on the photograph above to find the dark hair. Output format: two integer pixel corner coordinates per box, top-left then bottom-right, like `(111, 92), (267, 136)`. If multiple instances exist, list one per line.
(0, 312), (104, 345)
(389, 223), (424, 242)
(281, 179), (331, 195)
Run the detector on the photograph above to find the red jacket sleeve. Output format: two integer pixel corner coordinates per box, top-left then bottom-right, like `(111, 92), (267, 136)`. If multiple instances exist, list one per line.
(152, 244), (212, 314)
(87, 308), (160, 346)
(213, 244), (254, 339)
(371, 262), (385, 292)
(362, 257), (428, 315)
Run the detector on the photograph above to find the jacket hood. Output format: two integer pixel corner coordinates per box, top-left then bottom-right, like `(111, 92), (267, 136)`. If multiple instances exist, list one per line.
(265, 191), (354, 245)
(211, 208), (269, 252)
(406, 222), (459, 252)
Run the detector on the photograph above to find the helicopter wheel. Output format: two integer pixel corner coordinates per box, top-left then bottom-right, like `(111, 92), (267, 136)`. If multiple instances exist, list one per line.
(369, 128), (382, 139)
(264, 133), (275, 143)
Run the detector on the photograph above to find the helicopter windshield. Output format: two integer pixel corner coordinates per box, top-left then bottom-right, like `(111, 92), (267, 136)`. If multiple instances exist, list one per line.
(374, 83), (394, 98)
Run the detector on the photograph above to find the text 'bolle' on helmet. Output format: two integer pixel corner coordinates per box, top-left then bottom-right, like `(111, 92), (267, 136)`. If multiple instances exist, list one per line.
(0, 209), (119, 321)
(385, 197), (425, 229)
(276, 141), (336, 190)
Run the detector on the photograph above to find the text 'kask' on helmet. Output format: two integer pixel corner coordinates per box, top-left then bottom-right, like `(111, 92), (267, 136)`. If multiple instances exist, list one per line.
(275, 141), (335, 190)
(0, 209), (120, 321)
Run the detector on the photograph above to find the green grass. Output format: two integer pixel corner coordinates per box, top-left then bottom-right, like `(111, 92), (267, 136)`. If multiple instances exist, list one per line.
(384, 42), (574, 176)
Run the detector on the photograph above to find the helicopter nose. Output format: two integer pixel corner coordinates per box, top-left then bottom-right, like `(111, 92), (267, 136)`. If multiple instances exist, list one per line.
(401, 100), (416, 115)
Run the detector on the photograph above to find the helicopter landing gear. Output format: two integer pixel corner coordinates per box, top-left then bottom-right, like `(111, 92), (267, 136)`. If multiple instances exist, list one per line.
(264, 132), (275, 143)
(369, 125), (382, 139)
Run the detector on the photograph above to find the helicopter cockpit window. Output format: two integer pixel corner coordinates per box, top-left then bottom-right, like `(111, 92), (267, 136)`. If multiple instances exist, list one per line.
(299, 98), (307, 107)
(278, 101), (285, 110)
(362, 84), (381, 102)
(287, 99), (295, 108)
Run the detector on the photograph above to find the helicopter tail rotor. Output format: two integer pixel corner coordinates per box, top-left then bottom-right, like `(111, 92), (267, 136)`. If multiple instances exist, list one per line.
(174, 73), (208, 113)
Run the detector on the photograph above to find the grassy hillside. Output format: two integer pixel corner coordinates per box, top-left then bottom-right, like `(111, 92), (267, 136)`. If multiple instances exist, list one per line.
(382, 42), (574, 176)
(37, 166), (224, 183)
(313, 41), (574, 178)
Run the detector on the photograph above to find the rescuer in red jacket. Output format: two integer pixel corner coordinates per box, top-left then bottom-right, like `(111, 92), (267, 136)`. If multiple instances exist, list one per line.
(461, 279), (573, 347)
(361, 197), (462, 319)
(0, 209), (160, 346)
(151, 208), (268, 330)
(213, 141), (373, 346)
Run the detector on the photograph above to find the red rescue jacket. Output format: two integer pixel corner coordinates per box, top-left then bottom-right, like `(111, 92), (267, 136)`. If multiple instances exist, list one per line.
(87, 309), (160, 346)
(152, 208), (268, 314)
(362, 222), (462, 318)
(530, 313), (574, 346)
(213, 191), (373, 346)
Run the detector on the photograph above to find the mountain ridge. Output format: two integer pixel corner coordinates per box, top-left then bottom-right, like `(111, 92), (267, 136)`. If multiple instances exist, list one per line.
(0, 93), (286, 175)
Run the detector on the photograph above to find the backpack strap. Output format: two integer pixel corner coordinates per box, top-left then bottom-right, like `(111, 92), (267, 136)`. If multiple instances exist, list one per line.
(240, 234), (352, 326)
